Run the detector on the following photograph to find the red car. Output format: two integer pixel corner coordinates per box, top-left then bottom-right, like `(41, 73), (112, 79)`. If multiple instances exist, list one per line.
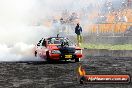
(34, 36), (82, 62)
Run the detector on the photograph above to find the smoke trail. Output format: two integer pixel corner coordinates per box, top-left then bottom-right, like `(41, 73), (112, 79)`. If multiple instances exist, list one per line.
(1, 0), (119, 62)
(0, 43), (37, 62)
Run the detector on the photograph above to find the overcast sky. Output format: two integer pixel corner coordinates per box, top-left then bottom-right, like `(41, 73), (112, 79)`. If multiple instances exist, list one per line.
(0, 0), (106, 26)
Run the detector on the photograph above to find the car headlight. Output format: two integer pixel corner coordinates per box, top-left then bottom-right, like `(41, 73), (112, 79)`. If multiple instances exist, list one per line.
(51, 50), (61, 54)
(75, 50), (82, 54)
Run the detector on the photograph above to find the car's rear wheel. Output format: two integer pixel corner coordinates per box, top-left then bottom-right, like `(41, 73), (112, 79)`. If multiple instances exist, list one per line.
(34, 51), (37, 57)
(75, 58), (80, 62)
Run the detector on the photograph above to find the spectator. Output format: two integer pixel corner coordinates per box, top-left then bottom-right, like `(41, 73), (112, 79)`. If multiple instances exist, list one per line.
(75, 23), (83, 46)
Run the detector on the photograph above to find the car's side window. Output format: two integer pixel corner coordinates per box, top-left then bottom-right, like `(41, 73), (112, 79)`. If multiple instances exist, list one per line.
(48, 38), (56, 44)
(37, 38), (43, 46)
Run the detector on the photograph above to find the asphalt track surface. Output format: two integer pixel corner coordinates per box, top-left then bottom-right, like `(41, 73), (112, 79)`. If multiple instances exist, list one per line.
(0, 55), (132, 88)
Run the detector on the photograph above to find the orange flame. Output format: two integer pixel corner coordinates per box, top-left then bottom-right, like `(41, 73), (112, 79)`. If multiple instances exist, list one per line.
(78, 66), (86, 76)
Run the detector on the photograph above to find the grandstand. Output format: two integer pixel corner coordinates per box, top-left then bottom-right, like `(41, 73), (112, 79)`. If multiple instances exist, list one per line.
(87, 0), (132, 36)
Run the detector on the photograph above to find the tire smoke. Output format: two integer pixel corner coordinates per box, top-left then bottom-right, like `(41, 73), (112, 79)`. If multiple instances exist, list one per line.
(0, 0), (122, 62)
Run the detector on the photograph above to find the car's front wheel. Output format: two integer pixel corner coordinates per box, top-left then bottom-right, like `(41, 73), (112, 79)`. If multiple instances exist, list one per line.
(46, 51), (51, 62)
(75, 58), (80, 62)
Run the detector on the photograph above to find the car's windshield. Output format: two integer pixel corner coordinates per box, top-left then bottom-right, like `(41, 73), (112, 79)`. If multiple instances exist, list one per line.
(47, 38), (73, 46)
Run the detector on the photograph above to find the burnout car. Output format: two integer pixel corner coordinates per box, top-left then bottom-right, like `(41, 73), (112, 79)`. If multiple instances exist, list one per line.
(34, 36), (82, 62)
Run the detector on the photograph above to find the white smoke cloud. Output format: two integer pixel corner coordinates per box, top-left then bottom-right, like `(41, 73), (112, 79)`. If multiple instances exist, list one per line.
(0, 26), (50, 62)
(0, 0), (106, 62)
(0, 43), (45, 62)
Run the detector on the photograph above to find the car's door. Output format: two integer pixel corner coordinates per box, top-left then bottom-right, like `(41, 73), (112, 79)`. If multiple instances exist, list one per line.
(40, 39), (47, 58)
(36, 38), (43, 57)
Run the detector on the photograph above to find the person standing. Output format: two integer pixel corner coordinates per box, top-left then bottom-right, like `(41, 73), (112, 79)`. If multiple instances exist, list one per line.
(75, 23), (83, 46)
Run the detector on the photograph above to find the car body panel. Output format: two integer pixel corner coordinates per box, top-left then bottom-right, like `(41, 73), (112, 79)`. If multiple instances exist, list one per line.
(34, 37), (83, 61)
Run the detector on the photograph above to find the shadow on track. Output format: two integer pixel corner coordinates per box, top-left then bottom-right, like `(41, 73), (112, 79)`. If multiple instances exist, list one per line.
(25, 60), (77, 65)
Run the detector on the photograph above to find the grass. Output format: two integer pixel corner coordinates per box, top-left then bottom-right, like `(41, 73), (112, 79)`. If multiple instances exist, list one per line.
(80, 43), (132, 50)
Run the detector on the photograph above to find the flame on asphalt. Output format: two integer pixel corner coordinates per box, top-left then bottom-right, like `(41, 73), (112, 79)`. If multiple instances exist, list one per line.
(78, 65), (86, 76)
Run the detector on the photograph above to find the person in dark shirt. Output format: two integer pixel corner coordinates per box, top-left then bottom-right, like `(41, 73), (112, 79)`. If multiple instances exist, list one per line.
(75, 23), (83, 46)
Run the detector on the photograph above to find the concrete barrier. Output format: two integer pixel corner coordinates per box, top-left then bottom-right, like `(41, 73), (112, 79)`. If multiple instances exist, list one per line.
(68, 35), (132, 44)
(83, 49), (132, 57)
(83, 36), (132, 44)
